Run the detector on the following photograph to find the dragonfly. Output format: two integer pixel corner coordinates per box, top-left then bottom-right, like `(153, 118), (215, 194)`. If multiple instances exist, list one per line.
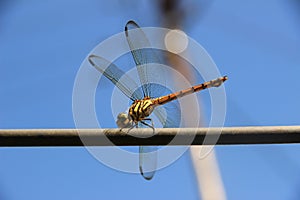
(88, 20), (228, 180)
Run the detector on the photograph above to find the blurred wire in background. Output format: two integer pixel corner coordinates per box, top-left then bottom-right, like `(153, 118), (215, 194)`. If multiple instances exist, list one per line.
(155, 0), (227, 199)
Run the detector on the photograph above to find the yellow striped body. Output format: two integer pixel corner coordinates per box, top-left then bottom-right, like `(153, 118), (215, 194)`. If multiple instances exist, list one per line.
(129, 97), (155, 122)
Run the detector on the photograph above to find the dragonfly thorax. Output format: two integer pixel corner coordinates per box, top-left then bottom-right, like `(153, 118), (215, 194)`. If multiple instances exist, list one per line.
(116, 98), (156, 128)
(129, 98), (155, 122)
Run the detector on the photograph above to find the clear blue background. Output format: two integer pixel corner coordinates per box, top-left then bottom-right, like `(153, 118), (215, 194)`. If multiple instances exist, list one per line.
(1, 0), (300, 199)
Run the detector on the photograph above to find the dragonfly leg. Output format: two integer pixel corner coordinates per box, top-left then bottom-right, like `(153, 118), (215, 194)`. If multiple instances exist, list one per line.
(120, 122), (137, 133)
(143, 118), (154, 127)
(129, 122), (139, 133)
(141, 119), (155, 134)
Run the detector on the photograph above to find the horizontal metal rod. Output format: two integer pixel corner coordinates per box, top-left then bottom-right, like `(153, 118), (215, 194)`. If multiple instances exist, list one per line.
(0, 126), (300, 147)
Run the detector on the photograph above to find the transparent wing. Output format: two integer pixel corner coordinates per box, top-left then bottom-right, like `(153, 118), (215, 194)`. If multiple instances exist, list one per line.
(154, 100), (181, 128)
(138, 85), (180, 180)
(124, 21), (179, 180)
(139, 146), (157, 180)
(125, 20), (166, 98)
(152, 84), (181, 128)
(88, 54), (143, 101)
(139, 102), (180, 180)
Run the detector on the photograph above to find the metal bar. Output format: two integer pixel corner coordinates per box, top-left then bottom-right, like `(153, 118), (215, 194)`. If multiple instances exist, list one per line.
(0, 126), (300, 147)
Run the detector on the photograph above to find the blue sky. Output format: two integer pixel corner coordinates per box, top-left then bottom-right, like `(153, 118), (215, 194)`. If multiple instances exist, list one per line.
(1, 0), (300, 199)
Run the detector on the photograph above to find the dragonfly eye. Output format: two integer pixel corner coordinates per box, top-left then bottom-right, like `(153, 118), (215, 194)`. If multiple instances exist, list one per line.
(116, 112), (133, 128)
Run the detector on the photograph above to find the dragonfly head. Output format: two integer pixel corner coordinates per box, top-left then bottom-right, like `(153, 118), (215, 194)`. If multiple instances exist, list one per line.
(116, 112), (134, 128)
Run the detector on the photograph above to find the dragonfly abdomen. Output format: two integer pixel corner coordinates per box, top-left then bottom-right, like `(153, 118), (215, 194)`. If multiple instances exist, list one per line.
(154, 76), (228, 106)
